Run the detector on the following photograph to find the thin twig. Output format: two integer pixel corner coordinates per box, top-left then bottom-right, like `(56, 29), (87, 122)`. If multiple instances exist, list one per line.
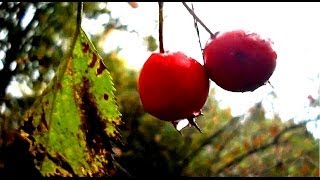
(268, 80), (274, 89)
(182, 2), (219, 39)
(158, 2), (164, 53)
(191, 3), (204, 61)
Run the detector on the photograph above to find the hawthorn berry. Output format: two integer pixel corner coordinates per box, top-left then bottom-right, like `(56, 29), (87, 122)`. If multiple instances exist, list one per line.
(138, 52), (209, 124)
(203, 30), (277, 92)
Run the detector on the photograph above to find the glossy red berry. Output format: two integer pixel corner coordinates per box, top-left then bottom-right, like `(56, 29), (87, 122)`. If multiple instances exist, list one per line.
(204, 30), (277, 92)
(138, 51), (209, 121)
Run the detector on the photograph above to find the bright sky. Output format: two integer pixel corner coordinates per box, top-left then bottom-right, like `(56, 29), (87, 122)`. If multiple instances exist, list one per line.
(83, 2), (320, 139)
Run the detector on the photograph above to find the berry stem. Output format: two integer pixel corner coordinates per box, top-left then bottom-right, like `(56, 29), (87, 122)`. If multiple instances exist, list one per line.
(182, 2), (219, 39)
(191, 3), (205, 61)
(158, 2), (164, 53)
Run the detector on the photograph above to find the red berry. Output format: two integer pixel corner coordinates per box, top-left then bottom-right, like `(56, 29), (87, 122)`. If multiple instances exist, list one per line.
(203, 30), (277, 92)
(138, 52), (209, 121)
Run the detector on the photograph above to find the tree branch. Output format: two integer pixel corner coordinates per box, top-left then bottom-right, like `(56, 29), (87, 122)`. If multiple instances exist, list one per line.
(212, 123), (242, 163)
(215, 118), (319, 175)
(257, 150), (316, 176)
(179, 116), (242, 172)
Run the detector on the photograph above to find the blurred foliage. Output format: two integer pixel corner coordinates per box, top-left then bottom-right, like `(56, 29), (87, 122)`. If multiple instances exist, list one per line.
(143, 35), (158, 52)
(0, 1), (319, 177)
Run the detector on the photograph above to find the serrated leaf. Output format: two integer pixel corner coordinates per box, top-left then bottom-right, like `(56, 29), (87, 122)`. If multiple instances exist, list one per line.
(21, 28), (122, 177)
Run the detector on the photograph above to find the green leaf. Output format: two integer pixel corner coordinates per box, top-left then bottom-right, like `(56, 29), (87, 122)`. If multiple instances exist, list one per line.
(21, 28), (122, 177)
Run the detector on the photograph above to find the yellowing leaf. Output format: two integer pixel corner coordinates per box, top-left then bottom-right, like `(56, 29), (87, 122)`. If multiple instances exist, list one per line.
(252, 135), (264, 147)
(300, 163), (311, 175)
(269, 126), (279, 137)
(243, 140), (251, 151)
(21, 28), (121, 177)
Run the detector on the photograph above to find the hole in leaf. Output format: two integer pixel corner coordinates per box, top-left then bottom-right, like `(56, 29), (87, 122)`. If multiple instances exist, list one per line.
(104, 94), (109, 101)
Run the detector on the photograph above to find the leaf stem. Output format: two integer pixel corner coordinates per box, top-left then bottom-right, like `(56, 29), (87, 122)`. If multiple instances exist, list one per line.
(71, 2), (83, 52)
(158, 2), (164, 53)
(182, 2), (219, 39)
(58, 2), (83, 81)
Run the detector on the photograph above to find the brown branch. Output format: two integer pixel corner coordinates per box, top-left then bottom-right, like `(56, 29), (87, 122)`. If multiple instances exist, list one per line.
(182, 2), (219, 39)
(179, 116), (242, 172)
(257, 150), (316, 176)
(215, 118), (319, 175)
(212, 123), (242, 163)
